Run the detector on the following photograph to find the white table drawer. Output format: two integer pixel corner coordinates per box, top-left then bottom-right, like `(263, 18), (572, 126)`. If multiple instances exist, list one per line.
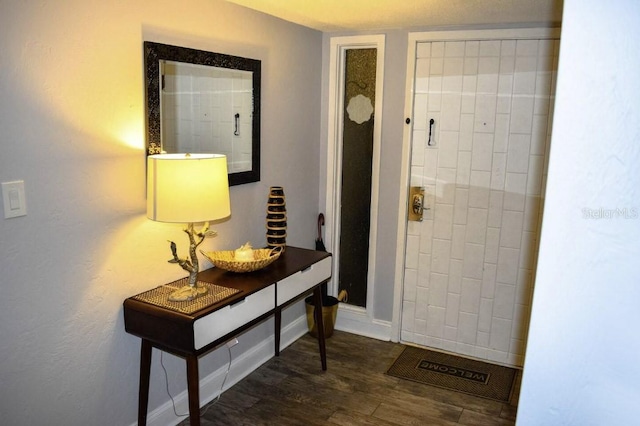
(276, 256), (332, 306)
(193, 284), (275, 350)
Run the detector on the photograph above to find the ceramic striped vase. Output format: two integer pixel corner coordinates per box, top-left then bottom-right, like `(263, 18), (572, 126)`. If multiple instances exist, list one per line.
(266, 186), (286, 251)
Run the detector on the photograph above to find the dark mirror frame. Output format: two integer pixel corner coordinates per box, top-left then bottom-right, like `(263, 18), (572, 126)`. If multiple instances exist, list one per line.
(144, 41), (261, 186)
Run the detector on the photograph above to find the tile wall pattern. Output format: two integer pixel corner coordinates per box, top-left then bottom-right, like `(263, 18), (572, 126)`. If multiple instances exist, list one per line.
(402, 39), (559, 367)
(162, 62), (253, 172)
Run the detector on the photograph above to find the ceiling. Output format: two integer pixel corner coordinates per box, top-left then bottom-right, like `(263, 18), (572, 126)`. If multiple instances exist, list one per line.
(224, 0), (563, 32)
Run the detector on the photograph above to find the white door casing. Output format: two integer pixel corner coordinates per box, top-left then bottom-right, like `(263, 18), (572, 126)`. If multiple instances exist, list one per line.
(325, 35), (386, 337)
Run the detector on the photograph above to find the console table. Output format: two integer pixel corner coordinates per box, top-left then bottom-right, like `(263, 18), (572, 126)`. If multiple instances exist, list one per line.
(123, 246), (332, 426)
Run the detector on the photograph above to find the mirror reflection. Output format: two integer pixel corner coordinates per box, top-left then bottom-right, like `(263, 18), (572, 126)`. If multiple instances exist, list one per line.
(161, 61), (254, 173)
(144, 41), (261, 186)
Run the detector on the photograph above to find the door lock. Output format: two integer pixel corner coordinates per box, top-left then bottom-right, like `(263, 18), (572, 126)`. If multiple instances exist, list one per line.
(408, 186), (427, 221)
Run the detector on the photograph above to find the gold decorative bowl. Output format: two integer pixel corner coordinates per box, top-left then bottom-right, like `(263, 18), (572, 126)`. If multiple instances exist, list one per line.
(201, 247), (282, 273)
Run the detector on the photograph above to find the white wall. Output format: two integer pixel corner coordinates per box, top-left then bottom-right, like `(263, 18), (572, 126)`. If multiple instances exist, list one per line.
(518, 0), (640, 424)
(0, 1), (321, 424)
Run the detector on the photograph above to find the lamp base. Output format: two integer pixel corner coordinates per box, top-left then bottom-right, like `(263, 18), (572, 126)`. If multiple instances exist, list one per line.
(168, 284), (209, 302)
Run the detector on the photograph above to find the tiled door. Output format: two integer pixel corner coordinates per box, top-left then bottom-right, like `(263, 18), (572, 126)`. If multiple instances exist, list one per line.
(401, 38), (559, 367)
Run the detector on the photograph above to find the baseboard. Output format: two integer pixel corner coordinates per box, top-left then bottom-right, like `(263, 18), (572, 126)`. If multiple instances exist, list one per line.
(137, 315), (309, 426)
(334, 303), (392, 341)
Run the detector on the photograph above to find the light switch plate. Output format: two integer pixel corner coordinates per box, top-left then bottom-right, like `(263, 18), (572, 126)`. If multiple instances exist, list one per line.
(2, 180), (27, 218)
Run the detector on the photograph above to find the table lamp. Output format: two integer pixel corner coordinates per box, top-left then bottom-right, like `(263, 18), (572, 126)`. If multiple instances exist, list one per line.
(147, 153), (231, 301)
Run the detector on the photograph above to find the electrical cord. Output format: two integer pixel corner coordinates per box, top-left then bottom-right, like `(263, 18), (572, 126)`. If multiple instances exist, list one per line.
(160, 344), (234, 419)
(215, 344), (233, 404)
(160, 351), (188, 417)
(200, 344), (232, 418)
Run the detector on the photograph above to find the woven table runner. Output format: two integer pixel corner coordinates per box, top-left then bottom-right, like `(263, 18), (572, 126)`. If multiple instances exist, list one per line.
(132, 277), (240, 314)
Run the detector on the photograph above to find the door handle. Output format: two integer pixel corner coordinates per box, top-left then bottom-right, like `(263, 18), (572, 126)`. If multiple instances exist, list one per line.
(412, 193), (424, 216)
(428, 118), (435, 146)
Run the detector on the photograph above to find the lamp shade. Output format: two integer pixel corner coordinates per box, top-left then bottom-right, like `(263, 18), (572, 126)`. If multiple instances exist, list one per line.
(147, 153), (231, 223)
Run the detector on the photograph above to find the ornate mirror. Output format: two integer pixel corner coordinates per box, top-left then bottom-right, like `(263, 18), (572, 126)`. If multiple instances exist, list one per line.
(144, 41), (261, 186)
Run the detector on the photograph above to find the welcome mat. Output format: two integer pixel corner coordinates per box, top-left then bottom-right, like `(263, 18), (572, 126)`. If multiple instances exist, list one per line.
(386, 346), (517, 402)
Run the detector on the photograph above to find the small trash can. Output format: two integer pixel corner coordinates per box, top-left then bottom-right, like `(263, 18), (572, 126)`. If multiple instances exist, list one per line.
(305, 290), (347, 339)
(305, 296), (339, 338)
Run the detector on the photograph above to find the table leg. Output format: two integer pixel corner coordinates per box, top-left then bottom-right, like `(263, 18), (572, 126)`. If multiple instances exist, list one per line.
(138, 339), (152, 426)
(186, 355), (201, 426)
(274, 308), (281, 356)
(313, 286), (327, 370)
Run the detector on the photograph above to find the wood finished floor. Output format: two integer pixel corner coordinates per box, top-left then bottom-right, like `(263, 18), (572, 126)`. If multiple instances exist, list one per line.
(180, 331), (520, 426)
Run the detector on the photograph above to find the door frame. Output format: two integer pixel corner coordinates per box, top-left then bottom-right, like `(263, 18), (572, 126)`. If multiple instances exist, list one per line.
(391, 28), (561, 342)
(325, 35), (385, 331)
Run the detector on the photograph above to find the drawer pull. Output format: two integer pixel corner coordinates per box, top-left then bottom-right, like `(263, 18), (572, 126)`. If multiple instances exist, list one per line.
(230, 298), (246, 308)
(276, 257), (331, 306)
(193, 284), (275, 350)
